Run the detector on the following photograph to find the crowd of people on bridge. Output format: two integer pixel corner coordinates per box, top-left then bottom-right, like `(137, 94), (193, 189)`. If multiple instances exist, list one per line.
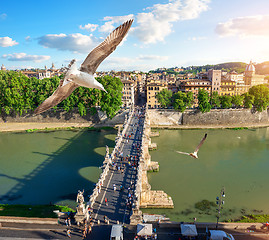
(64, 107), (146, 238)
(101, 107), (145, 224)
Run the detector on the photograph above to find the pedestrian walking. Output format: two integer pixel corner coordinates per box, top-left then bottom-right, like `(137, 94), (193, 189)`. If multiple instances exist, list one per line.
(105, 197), (108, 206)
(67, 229), (71, 238)
(88, 224), (92, 234)
(82, 225), (87, 239)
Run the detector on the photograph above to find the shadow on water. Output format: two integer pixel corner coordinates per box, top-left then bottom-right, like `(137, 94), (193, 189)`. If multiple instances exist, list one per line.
(0, 129), (116, 207)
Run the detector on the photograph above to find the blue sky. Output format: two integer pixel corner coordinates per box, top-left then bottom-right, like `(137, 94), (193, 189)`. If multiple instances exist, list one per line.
(1, 0), (269, 71)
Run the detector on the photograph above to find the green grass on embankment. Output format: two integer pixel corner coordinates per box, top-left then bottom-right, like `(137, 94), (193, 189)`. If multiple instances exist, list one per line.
(25, 126), (115, 133)
(0, 204), (74, 218)
(228, 214), (269, 223)
(226, 127), (249, 130)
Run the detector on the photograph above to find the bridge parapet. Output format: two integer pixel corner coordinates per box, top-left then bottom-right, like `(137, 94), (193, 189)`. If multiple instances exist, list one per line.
(87, 107), (134, 210)
(131, 104), (173, 224)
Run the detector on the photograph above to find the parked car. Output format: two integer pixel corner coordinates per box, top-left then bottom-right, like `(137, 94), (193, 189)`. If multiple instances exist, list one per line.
(110, 224), (124, 240)
(209, 230), (234, 240)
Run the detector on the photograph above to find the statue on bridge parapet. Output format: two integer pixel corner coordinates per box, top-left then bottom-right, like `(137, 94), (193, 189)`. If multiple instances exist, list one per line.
(75, 190), (87, 225)
(117, 126), (121, 136)
(105, 145), (109, 158)
(76, 190), (84, 204)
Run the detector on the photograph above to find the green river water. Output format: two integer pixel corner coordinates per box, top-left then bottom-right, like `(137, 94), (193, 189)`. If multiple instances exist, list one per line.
(0, 127), (268, 222)
(143, 127), (269, 222)
(0, 129), (116, 208)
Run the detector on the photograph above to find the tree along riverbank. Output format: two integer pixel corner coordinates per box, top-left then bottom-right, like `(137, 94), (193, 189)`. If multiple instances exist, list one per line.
(0, 71), (123, 119)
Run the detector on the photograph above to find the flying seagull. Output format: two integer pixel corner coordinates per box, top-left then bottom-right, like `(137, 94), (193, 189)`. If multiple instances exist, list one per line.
(176, 133), (207, 159)
(34, 19), (134, 114)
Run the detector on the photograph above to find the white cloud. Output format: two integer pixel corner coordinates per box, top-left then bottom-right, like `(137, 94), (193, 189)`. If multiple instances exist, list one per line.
(215, 15), (269, 37)
(0, 13), (7, 20)
(25, 36), (31, 41)
(137, 55), (169, 61)
(132, 0), (210, 44)
(102, 57), (135, 66)
(99, 14), (134, 33)
(2, 53), (50, 62)
(79, 23), (98, 32)
(38, 33), (100, 53)
(0, 37), (18, 47)
(188, 36), (207, 41)
(101, 55), (168, 68)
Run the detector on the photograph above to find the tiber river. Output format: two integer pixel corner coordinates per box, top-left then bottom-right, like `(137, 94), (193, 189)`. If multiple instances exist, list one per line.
(0, 127), (268, 222)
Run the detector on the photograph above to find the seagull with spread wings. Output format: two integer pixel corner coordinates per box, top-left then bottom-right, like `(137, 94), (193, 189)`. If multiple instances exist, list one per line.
(34, 19), (133, 114)
(176, 133), (207, 159)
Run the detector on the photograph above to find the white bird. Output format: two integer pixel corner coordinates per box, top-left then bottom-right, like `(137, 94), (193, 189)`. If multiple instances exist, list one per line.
(34, 19), (134, 114)
(176, 133), (207, 159)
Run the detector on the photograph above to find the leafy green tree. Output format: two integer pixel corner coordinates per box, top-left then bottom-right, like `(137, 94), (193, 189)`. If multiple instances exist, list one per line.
(156, 89), (173, 108)
(0, 71), (123, 118)
(243, 93), (254, 109)
(220, 95), (232, 109)
(173, 91), (194, 112)
(197, 89), (211, 113)
(97, 76), (123, 119)
(232, 95), (244, 108)
(210, 91), (221, 108)
(248, 84), (269, 112)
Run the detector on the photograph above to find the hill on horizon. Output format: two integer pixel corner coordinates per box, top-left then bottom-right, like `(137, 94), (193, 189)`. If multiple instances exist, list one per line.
(152, 61), (269, 75)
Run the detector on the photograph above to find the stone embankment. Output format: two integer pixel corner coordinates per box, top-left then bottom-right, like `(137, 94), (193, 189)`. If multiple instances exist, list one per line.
(0, 108), (127, 124)
(0, 108), (128, 132)
(148, 108), (269, 128)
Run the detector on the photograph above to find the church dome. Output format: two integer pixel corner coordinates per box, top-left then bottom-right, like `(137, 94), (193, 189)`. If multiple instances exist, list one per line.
(245, 61), (255, 72)
(1, 64), (6, 71)
(51, 63), (56, 70)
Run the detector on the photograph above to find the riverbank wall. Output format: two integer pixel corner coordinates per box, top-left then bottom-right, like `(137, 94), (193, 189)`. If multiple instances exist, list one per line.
(148, 108), (269, 128)
(1, 108), (268, 130)
(0, 108), (128, 127)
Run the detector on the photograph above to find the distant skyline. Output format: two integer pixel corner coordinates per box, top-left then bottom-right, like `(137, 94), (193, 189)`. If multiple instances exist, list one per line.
(1, 0), (269, 71)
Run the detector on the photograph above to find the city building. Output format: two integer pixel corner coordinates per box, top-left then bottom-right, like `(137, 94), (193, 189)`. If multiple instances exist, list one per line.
(38, 66), (51, 79)
(226, 71), (244, 85)
(208, 69), (221, 94)
(235, 84), (250, 96)
(121, 79), (135, 107)
(147, 82), (167, 108)
(178, 79), (211, 105)
(244, 61), (267, 86)
(220, 79), (236, 96)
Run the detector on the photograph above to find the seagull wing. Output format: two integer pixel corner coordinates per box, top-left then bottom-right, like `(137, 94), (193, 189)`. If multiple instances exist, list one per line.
(80, 19), (133, 74)
(194, 133), (207, 153)
(176, 151), (190, 156)
(34, 79), (79, 114)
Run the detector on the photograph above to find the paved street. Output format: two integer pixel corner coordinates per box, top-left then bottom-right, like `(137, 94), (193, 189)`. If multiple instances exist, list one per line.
(2, 222), (269, 239)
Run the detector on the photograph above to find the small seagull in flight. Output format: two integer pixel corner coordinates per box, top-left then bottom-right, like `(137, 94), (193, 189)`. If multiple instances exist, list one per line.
(176, 133), (207, 159)
(34, 19), (133, 114)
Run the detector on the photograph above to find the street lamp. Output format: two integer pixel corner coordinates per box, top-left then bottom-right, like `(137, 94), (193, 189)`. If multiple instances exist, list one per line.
(216, 187), (225, 229)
